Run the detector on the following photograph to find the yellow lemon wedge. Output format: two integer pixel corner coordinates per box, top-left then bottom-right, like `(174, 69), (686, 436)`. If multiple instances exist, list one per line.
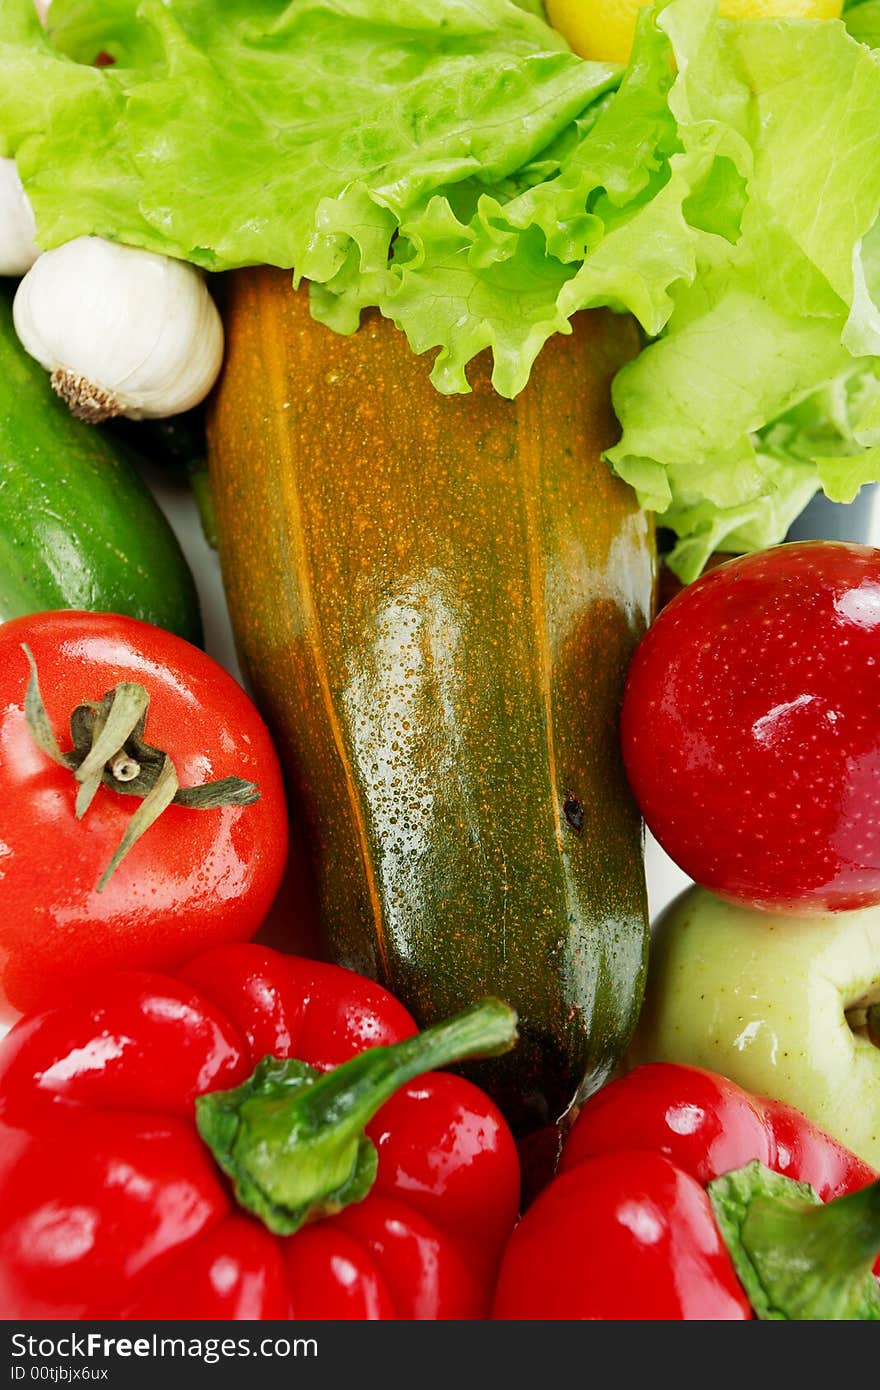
(546, 0), (844, 64)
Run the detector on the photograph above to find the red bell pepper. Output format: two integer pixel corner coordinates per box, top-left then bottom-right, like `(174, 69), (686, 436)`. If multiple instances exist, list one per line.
(0, 943), (520, 1320)
(493, 1063), (880, 1321)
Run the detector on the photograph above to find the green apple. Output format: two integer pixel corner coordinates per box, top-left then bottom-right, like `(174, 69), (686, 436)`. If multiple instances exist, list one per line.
(631, 886), (880, 1168)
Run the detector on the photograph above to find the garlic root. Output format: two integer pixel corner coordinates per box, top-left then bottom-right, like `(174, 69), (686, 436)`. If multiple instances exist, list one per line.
(50, 371), (125, 425)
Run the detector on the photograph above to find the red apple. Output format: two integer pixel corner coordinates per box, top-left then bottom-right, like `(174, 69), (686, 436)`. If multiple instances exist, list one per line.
(621, 542), (880, 913)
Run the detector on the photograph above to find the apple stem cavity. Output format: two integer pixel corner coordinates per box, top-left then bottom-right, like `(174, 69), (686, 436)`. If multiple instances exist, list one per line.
(709, 1161), (880, 1320)
(846, 998), (880, 1050)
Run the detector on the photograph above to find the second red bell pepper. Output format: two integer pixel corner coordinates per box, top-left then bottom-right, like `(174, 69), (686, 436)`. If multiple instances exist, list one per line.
(493, 1063), (880, 1320)
(0, 942), (520, 1319)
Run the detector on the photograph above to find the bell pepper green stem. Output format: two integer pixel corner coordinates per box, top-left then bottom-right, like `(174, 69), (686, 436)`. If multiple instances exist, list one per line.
(709, 1161), (880, 1320)
(196, 997), (518, 1235)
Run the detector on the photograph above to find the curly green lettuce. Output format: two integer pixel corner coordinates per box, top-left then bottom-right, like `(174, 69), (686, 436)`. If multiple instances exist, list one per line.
(1, 0), (879, 577)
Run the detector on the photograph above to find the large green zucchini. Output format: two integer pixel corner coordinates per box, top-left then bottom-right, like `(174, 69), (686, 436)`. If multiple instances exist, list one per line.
(208, 267), (655, 1130)
(0, 288), (202, 644)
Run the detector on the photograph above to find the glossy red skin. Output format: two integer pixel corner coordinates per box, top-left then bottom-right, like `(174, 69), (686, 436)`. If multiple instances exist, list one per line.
(0, 942), (520, 1320)
(492, 1063), (880, 1320)
(561, 1063), (878, 1202)
(0, 611), (288, 1020)
(621, 542), (880, 912)
(493, 1150), (751, 1321)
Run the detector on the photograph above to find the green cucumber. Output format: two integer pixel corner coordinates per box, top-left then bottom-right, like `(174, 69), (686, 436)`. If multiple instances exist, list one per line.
(0, 288), (202, 644)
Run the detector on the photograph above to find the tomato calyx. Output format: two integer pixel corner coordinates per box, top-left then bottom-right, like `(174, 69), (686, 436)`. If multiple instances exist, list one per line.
(22, 644), (260, 891)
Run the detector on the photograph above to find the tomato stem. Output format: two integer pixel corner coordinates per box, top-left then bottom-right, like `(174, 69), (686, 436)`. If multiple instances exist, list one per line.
(110, 754), (141, 783)
(21, 644), (261, 891)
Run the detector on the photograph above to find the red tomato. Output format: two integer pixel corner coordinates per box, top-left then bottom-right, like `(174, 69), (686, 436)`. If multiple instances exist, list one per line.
(621, 542), (880, 912)
(0, 611), (288, 1020)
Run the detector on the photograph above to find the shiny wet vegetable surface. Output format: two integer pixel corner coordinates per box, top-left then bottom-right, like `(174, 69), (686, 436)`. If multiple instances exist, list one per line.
(0, 944), (519, 1319)
(622, 542), (880, 912)
(208, 269), (655, 1132)
(0, 611), (287, 1020)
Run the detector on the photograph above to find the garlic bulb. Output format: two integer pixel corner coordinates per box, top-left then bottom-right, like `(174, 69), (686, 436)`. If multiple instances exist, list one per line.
(0, 158), (40, 278)
(13, 236), (224, 422)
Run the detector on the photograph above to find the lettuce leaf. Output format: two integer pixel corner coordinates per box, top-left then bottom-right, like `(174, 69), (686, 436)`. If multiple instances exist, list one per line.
(2, 0), (880, 578)
(846, 0), (880, 50)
